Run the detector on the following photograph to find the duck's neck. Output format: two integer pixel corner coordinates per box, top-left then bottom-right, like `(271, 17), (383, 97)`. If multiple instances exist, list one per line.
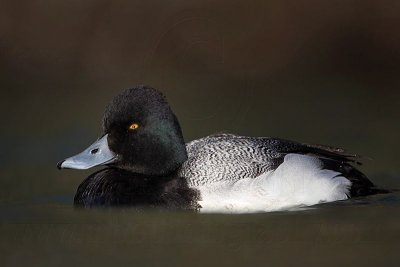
(74, 168), (200, 210)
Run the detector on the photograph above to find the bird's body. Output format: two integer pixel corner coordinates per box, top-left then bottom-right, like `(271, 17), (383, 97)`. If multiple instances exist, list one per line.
(58, 86), (385, 213)
(74, 168), (199, 210)
(179, 133), (378, 212)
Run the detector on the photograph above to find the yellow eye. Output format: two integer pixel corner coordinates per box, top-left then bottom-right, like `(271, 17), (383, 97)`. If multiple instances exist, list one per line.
(129, 123), (140, 130)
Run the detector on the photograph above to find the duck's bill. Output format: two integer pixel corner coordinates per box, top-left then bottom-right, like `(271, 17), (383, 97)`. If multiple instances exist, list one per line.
(57, 134), (117, 170)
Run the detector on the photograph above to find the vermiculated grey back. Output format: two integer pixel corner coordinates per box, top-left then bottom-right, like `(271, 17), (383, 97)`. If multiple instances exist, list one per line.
(179, 134), (292, 186)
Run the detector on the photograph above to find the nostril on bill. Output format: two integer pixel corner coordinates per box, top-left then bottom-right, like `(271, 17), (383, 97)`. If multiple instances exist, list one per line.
(90, 148), (99, 154)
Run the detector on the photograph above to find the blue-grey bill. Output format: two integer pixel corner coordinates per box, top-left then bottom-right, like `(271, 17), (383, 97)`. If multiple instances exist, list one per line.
(57, 134), (117, 170)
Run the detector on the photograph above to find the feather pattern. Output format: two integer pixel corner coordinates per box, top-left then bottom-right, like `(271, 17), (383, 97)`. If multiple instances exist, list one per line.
(177, 133), (378, 212)
(180, 134), (278, 186)
(179, 133), (356, 186)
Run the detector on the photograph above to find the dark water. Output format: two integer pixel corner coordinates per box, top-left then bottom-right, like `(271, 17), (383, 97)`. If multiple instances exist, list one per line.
(1, 192), (400, 267)
(2, 1), (400, 266)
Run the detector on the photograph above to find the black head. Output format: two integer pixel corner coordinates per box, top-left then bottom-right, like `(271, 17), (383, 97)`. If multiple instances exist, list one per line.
(58, 85), (187, 175)
(103, 86), (187, 175)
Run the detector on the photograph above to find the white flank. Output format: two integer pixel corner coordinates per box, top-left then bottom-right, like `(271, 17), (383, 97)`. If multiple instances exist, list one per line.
(196, 154), (352, 213)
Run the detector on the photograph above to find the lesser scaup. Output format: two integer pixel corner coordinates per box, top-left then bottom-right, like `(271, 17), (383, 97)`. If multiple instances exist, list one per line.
(57, 85), (386, 212)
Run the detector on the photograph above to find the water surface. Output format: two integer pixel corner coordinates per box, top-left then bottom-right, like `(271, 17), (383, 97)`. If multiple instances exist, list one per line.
(1, 190), (400, 267)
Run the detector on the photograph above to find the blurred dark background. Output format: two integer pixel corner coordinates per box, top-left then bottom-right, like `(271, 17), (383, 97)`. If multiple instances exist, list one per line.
(1, 0), (399, 201)
(1, 2), (400, 267)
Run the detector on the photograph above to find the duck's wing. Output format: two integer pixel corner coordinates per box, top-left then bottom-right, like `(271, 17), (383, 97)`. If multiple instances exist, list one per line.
(180, 133), (384, 197)
(180, 134), (282, 186)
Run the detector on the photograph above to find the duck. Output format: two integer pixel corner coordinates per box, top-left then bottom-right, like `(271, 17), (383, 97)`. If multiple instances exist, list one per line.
(57, 85), (385, 212)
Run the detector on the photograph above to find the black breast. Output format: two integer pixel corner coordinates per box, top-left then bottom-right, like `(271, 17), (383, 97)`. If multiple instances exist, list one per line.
(74, 168), (200, 210)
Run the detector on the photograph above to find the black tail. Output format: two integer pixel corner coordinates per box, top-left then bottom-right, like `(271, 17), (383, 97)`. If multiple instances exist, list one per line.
(268, 137), (389, 197)
(319, 158), (389, 197)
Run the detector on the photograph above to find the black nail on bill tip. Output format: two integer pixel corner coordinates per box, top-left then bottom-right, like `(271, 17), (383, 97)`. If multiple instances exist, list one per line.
(57, 160), (65, 170)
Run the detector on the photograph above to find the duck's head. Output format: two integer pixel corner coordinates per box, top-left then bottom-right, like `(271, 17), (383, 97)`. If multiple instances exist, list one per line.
(57, 85), (187, 175)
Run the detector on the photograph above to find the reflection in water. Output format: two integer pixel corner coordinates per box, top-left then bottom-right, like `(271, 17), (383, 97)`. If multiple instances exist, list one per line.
(1, 192), (400, 266)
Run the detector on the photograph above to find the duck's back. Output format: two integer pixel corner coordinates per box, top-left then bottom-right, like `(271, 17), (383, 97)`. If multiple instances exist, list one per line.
(179, 133), (380, 198)
(180, 134), (285, 186)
